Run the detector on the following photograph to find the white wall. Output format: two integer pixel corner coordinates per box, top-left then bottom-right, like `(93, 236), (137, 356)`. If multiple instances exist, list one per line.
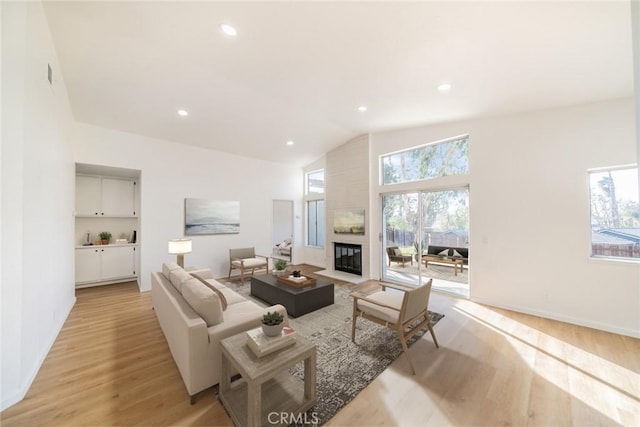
(1, 1), (76, 410)
(370, 99), (639, 337)
(71, 123), (304, 290)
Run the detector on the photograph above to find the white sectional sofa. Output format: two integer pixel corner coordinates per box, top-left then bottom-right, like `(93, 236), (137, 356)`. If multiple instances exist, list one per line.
(151, 262), (287, 402)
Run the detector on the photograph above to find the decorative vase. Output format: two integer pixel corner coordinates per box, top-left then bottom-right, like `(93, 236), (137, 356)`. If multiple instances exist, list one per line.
(261, 323), (283, 337)
(273, 269), (287, 276)
(101, 239), (109, 245)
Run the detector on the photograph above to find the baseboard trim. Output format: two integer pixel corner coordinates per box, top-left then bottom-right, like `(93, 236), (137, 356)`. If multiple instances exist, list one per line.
(469, 296), (640, 339)
(0, 295), (76, 411)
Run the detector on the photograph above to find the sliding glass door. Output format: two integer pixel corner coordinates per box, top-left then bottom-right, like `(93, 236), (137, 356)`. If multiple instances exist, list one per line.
(383, 187), (469, 296)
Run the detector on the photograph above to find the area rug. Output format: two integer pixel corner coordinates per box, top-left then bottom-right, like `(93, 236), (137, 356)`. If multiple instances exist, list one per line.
(226, 280), (444, 426)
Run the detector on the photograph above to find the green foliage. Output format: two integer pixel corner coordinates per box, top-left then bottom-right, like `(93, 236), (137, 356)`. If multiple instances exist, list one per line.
(274, 259), (287, 271)
(99, 231), (112, 240)
(262, 311), (284, 326)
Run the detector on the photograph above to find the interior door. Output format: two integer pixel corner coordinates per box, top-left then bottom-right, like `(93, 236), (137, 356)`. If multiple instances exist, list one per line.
(272, 200), (293, 261)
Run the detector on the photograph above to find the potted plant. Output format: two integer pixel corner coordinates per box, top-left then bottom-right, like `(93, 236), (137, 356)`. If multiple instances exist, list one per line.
(99, 231), (112, 245)
(261, 311), (284, 337)
(413, 241), (422, 261)
(273, 259), (287, 275)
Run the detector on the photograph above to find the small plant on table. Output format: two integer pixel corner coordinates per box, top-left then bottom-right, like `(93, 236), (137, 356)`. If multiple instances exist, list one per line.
(261, 311), (285, 337)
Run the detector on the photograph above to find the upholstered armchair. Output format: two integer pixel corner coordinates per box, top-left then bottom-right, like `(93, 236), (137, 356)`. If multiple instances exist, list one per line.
(228, 247), (269, 281)
(351, 279), (439, 375)
(386, 246), (413, 267)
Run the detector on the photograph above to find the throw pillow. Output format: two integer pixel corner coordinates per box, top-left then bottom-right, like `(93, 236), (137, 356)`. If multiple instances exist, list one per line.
(393, 248), (403, 256)
(169, 268), (191, 294)
(452, 249), (463, 258)
(438, 248), (450, 257)
(190, 273), (228, 310)
(181, 278), (224, 327)
(162, 262), (181, 280)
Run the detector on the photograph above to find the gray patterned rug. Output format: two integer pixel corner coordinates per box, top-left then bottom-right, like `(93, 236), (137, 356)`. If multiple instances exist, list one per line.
(227, 280), (444, 426)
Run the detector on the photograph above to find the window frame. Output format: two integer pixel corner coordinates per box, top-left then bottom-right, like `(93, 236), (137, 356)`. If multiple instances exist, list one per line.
(305, 169), (325, 248)
(380, 134), (469, 186)
(587, 164), (639, 262)
(306, 199), (325, 248)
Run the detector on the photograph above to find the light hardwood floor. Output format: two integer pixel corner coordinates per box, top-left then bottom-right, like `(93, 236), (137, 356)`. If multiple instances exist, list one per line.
(1, 266), (638, 426)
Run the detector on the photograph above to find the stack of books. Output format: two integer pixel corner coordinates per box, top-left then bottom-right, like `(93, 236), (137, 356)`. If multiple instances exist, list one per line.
(245, 326), (296, 357)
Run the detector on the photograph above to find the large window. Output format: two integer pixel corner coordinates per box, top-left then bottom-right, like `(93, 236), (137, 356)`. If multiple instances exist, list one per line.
(307, 200), (325, 247)
(382, 136), (469, 185)
(589, 166), (639, 260)
(305, 169), (325, 247)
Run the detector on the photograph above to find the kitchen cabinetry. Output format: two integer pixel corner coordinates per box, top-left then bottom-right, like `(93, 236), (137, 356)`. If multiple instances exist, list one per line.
(75, 245), (137, 287)
(76, 175), (136, 217)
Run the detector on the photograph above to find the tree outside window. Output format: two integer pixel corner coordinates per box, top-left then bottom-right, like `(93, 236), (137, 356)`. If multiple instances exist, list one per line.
(589, 167), (639, 259)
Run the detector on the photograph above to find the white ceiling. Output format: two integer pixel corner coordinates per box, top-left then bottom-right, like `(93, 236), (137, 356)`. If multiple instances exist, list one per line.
(42, 1), (635, 167)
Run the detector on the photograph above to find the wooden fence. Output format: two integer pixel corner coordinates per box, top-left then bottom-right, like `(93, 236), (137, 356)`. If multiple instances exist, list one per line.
(592, 243), (640, 259)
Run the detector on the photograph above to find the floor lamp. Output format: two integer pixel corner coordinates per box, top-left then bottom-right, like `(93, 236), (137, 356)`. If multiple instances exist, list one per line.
(168, 239), (192, 268)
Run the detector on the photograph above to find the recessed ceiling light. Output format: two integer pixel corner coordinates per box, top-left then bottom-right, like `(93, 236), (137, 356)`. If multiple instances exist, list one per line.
(220, 23), (237, 37)
(286, 140), (294, 146)
(357, 106), (368, 112)
(437, 82), (452, 92)
(177, 109), (189, 116)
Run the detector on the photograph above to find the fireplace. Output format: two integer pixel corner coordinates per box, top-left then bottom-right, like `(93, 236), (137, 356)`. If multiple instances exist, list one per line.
(334, 243), (362, 276)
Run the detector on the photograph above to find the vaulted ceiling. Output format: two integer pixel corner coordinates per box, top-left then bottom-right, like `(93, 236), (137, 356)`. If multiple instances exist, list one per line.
(43, 1), (635, 166)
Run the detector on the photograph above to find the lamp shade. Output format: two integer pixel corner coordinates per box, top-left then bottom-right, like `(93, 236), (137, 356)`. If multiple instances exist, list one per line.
(168, 239), (192, 255)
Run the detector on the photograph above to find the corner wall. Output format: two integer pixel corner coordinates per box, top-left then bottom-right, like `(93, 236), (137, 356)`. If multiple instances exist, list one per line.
(1, 1), (76, 410)
(370, 99), (639, 337)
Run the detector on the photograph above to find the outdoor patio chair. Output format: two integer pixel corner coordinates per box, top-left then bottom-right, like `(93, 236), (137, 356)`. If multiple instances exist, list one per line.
(228, 247), (269, 281)
(351, 279), (438, 375)
(386, 246), (413, 267)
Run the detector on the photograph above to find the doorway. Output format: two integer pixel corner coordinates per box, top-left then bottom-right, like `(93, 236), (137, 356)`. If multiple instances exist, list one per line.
(382, 187), (469, 297)
(272, 200), (293, 262)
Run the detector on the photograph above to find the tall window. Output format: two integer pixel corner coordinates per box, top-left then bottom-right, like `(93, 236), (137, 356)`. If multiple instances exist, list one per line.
(589, 166), (639, 260)
(307, 200), (325, 247)
(306, 169), (325, 247)
(382, 136), (469, 185)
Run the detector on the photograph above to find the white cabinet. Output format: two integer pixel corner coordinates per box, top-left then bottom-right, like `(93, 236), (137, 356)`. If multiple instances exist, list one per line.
(75, 245), (137, 286)
(75, 176), (101, 216)
(76, 175), (136, 217)
(101, 246), (136, 279)
(75, 247), (101, 283)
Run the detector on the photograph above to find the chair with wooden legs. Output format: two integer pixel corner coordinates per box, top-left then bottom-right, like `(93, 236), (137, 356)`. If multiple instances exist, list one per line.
(351, 279), (439, 375)
(227, 247), (269, 281)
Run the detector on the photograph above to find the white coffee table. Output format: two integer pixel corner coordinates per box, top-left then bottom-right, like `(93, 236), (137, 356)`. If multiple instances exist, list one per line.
(219, 331), (317, 427)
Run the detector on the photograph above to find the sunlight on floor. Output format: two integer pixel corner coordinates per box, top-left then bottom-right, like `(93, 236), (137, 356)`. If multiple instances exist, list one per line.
(452, 300), (640, 425)
(385, 268), (470, 298)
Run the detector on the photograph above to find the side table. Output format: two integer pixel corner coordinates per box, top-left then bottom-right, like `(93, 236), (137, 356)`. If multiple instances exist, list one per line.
(219, 332), (317, 427)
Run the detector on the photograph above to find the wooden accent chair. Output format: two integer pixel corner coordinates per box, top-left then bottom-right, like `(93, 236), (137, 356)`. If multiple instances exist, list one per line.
(351, 279), (439, 374)
(386, 246), (413, 267)
(228, 247), (269, 281)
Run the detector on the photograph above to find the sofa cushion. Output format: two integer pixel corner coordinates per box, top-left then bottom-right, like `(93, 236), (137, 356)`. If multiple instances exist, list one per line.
(162, 262), (181, 280)
(190, 273), (228, 310)
(393, 248), (403, 256)
(231, 257), (267, 268)
(181, 278), (224, 326)
(438, 248), (450, 257)
(218, 287), (248, 306)
(169, 268), (192, 294)
(452, 249), (463, 258)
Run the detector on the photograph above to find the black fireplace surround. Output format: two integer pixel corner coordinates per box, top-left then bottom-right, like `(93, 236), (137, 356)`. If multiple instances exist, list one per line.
(334, 242), (362, 276)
